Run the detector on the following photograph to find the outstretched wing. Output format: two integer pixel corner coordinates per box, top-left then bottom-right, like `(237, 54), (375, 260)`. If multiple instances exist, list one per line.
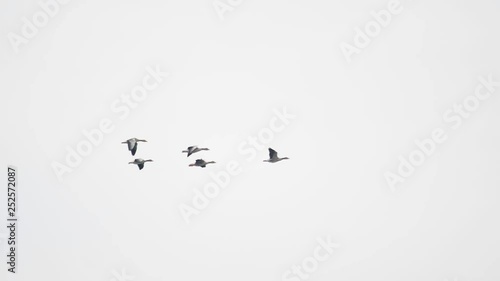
(138, 163), (144, 170)
(131, 143), (137, 156)
(187, 146), (197, 157)
(269, 148), (277, 160)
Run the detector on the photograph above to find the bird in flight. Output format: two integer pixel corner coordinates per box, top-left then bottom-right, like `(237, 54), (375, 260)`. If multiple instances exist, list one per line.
(264, 148), (289, 163)
(122, 138), (147, 156)
(129, 158), (153, 170)
(182, 146), (209, 157)
(189, 159), (216, 168)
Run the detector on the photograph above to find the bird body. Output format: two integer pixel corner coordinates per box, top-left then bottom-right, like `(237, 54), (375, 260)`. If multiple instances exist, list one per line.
(264, 148), (289, 163)
(189, 159), (216, 168)
(122, 138), (147, 156)
(128, 158), (153, 170)
(182, 146), (209, 157)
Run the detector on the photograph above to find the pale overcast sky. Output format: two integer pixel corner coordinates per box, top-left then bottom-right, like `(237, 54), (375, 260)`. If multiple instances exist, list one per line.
(1, 0), (500, 281)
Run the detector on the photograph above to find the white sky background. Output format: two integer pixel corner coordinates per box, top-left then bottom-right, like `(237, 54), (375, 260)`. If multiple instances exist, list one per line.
(1, 0), (500, 280)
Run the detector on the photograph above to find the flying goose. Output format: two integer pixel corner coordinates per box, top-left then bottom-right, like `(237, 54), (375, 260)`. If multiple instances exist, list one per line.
(189, 159), (216, 168)
(264, 148), (289, 163)
(182, 146), (209, 157)
(129, 158), (153, 170)
(122, 138), (147, 156)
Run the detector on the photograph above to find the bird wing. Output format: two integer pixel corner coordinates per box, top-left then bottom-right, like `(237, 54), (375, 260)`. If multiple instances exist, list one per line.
(269, 148), (277, 159)
(187, 146), (197, 157)
(195, 159), (205, 165)
(138, 163), (144, 170)
(131, 143), (137, 156)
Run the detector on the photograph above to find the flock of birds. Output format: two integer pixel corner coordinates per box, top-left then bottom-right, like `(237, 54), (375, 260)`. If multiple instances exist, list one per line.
(121, 137), (289, 170)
